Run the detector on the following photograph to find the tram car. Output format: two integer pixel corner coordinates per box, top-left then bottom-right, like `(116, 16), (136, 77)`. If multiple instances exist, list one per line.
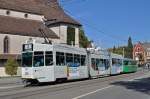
(21, 39), (137, 84)
(22, 40), (88, 84)
(87, 48), (110, 78)
(110, 53), (123, 75)
(123, 58), (138, 73)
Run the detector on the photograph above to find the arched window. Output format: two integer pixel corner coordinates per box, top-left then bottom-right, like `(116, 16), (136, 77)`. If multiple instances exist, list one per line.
(3, 36), (10, 53)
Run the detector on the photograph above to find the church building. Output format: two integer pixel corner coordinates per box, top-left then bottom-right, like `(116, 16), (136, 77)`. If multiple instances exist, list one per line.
(0, 0), (81, 76)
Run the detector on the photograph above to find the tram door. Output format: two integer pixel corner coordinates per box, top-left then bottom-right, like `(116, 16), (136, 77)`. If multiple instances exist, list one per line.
(33, 51), (54, 82)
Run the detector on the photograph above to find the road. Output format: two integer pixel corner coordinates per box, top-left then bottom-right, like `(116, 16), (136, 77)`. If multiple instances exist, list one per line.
(0, 69), (150, 99)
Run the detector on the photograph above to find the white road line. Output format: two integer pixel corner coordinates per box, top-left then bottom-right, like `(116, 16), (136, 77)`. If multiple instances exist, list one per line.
(0, 85), (24, 89)
(72, 85), (113, 99)
(72, 72), (150, 99)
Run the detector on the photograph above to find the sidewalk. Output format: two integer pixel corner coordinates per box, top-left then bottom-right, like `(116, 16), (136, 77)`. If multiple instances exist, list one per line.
(0, 77), (22, 86)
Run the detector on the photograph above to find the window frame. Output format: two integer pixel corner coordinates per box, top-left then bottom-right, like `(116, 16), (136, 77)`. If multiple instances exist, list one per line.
(45, 51), (53, 66)
(74, 54), (81, 66)
(33, 51), (44, 67)
(81, 55), (86, 66)
(66, 53), (74, 66)
(56, 52), (65, 66)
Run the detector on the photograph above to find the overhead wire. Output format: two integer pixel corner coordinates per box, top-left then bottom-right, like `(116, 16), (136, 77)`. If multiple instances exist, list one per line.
(47, 0), (128, 44)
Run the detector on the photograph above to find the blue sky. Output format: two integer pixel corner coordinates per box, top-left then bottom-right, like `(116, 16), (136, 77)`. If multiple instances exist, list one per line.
(60, 0), (150, 48)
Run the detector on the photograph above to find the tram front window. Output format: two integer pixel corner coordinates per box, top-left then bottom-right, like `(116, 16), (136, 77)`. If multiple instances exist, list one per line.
(22, 52), (33, 67)
(33, 52), (44, 67)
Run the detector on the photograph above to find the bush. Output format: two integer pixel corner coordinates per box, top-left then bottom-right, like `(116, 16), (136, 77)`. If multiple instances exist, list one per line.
(5, 57), (19, 76)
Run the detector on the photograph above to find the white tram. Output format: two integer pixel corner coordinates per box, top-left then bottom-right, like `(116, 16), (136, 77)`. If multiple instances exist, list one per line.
(87, 48), (111, 78)
(21, 39), (129, 84)
(22, 40), (88, 83)
(110, 53), (123, 75)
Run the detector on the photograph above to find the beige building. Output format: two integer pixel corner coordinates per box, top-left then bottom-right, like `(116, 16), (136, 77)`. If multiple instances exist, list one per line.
(0, 0), (81, 76)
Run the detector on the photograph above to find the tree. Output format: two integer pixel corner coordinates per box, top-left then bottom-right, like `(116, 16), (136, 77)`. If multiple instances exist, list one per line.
(108, 36), (134, 58)
(113, 46), (116, 53)
(128, 36), (133, 48)
(79, 29), (90, 48)
(5, 57), (19, 76)
(127, 36), (133, 58)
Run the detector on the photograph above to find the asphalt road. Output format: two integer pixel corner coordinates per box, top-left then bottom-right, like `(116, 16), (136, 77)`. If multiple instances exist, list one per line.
(0, 69), (150, 99)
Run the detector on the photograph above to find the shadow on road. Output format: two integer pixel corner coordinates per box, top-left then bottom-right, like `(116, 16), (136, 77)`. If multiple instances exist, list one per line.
(111, 77), (150, 95)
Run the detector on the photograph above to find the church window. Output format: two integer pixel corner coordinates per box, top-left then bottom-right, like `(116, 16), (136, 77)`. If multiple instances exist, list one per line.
(3, 36), (10, 53)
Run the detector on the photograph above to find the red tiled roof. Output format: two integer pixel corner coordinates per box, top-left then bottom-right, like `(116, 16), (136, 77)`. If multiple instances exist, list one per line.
(0, 15), (58, 38)
(0, 0), (81, 26)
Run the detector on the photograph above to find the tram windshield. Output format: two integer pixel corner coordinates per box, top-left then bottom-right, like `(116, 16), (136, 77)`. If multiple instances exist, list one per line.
(33, 52), (44, 67)
(22, 52), (33, 67)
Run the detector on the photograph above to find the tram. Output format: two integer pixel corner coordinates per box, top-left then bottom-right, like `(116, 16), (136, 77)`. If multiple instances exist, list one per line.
(123, 58), (138, 73)
(110, 53), (123, 75)
(87, 48), (110, 78)
(21, 39), (137, 84)
(22, 40), (88, 84)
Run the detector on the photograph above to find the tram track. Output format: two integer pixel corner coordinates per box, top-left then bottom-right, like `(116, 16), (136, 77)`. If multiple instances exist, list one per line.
(0, 70), (148, 99)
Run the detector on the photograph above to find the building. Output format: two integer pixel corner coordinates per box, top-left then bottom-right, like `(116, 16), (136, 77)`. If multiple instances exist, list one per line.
(133, 42), (150, 65)
(0, 0), (81, 76)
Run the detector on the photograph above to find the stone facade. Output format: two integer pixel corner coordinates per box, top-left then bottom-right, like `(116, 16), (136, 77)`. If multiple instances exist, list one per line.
(0, 0), (81, 76)
(50, 24), (79, 47)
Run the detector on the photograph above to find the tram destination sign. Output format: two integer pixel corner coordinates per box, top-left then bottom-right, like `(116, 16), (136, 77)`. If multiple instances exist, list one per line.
(23, 44), (33, 51)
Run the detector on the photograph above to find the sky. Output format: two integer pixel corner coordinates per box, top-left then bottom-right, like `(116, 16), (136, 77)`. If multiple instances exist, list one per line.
(60, 0), (150, 48)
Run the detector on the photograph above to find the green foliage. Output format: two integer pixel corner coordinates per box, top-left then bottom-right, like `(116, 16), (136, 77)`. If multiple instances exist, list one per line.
(79, 29), (90, 48)
(108, 36), (133, 58)
(5, 57), (19, 76)
(67, 27), (75, 45)
(113, 46), (116, 53)
(127, 36), (133, 58)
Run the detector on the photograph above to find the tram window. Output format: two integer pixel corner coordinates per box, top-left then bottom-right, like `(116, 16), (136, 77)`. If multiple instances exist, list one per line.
(104, 59), (110, 69)
(81, 55), (86, 66)
(56, 52), (65, 66)
(118, 59), (122, 66)
(66, 53), (73, 66)
(100, 59), (104, 67)
(112, 58), (117, 66)
(45, 51), (53, 66)
(128, 61), (132, 65)
(74, 54), (81, 66)
(124, 61), (129, 65)
(96, 59), (100, 70)
(33, 51), (44, 67)
(22, 52), (33, 67)
(91, 58), (96, 70)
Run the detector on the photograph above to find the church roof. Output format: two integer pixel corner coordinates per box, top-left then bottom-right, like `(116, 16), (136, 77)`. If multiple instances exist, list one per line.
(0, 15), (58, 38)
(141, 42), (150, 51)
(0, 0), (81, 26)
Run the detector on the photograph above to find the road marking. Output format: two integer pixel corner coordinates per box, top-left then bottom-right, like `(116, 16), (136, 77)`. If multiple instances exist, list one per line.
(0, 85), (24, 89)
(72, 85), (113, 99)
(72, 72), (150, 99)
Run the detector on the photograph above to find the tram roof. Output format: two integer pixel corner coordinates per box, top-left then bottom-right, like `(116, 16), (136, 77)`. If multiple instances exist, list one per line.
(26, 42), (87, 54)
